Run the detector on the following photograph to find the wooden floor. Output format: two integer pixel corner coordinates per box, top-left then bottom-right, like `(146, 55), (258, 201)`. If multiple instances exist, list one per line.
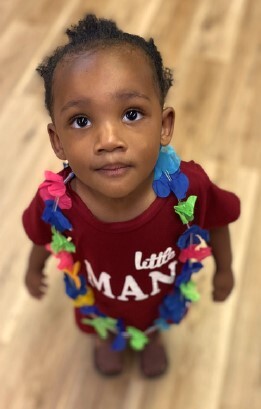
(1, 0), (260, 407)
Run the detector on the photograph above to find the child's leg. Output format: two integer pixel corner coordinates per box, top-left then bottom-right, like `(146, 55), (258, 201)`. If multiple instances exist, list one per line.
(139, 331), (168, 377)
(94, 336), (124, 376)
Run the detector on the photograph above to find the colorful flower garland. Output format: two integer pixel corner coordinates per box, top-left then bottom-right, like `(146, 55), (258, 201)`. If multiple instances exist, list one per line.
(39, 146), (212, 351)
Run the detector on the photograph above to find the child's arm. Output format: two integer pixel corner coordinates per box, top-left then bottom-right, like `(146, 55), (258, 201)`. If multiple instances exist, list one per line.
(209, 225), (235, 302)
(24, 244), (50, 299)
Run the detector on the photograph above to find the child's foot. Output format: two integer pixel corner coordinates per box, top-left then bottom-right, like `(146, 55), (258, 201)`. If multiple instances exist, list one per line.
(139, 331), (168, 377)
(94, 337), (124, 376)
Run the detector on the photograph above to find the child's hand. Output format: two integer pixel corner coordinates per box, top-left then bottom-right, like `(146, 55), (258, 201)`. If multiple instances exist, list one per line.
(212, 270), (235, 302)
(25, 269), (48, 299)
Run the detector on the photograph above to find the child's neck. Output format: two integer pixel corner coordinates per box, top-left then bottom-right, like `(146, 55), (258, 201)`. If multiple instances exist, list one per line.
(71, 177), (157, 223)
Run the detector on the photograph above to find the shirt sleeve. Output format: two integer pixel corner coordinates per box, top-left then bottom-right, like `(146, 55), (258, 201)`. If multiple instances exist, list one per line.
(202, 179), (240, 229)
(182, 161), (241, 229)
(22, 190), (52, 245)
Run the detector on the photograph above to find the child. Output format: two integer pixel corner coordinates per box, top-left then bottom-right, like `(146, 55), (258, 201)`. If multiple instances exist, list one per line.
(22, 14), (240, 377)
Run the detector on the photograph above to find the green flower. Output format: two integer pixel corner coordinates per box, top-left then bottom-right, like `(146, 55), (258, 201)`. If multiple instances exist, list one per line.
(126, 327), (149, 350)
(50, 227), (75, 253)
(174, 195), (197, 224)
(82, 317), (117, 339)
(180, 280), (200, 302)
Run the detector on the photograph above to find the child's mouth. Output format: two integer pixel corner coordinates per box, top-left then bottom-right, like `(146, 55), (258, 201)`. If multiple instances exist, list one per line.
(96, 163), (131, 177)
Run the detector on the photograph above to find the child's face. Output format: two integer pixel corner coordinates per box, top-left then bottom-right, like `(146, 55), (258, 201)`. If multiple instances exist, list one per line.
(48, 47), (174, 203)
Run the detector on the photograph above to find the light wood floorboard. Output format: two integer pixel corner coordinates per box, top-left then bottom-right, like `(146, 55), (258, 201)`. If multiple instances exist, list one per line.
(0, 0), (260, 408)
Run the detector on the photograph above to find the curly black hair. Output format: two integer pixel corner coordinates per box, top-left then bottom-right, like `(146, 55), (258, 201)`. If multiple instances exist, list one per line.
(37, 14), (174, 116)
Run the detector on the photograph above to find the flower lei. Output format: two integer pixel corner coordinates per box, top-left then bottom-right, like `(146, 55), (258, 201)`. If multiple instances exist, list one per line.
(39, 146), (211, 351)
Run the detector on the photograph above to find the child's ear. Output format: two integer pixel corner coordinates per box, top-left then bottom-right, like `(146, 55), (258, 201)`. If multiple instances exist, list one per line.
(160, 107), (175, 146)
(47, 123), (67, 160)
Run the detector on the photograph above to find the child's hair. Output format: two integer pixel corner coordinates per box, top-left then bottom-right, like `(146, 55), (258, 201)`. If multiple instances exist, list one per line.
(37, 14), (174, 117)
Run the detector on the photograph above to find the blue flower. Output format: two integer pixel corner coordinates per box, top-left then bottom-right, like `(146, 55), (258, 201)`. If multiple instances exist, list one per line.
(64, 274), (87, 299)
(116, 318), (125, 332)
(154, 146), (181, 180)
(159, 289), (188, 324)
(154, 317), (170, 330)
(175, 261), (203, 286)
(177, 225), (210, 249)
(169, 170), (189, 199)
(42, 200), (72, 232)
(111, 332), (127, 351)
(79, 305), (103, 315)
(153, 170), (189, 199)
(153, 173), (170, 197)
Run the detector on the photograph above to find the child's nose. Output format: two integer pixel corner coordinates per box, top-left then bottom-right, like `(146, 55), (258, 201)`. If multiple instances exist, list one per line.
(94, 121), (127, 153)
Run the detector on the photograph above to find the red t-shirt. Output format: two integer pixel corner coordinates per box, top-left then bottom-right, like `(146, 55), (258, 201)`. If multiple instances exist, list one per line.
(22, 161), (240, 332)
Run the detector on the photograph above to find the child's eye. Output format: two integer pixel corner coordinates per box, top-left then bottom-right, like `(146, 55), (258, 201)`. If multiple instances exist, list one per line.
(71, 116), (91, 129)
(123, 109), (143, 122)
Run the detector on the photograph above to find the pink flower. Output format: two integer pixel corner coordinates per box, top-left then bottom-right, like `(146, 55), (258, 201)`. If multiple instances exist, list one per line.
(179, 244), (212, 263)
(39, 171), (72, 209)
(56, 251), (74, 270)
(45, 243), (74, 271)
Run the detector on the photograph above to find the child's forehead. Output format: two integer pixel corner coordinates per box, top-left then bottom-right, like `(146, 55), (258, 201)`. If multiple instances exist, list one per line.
(58, 45), (153, 75)
(53, 45), (160, 97)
